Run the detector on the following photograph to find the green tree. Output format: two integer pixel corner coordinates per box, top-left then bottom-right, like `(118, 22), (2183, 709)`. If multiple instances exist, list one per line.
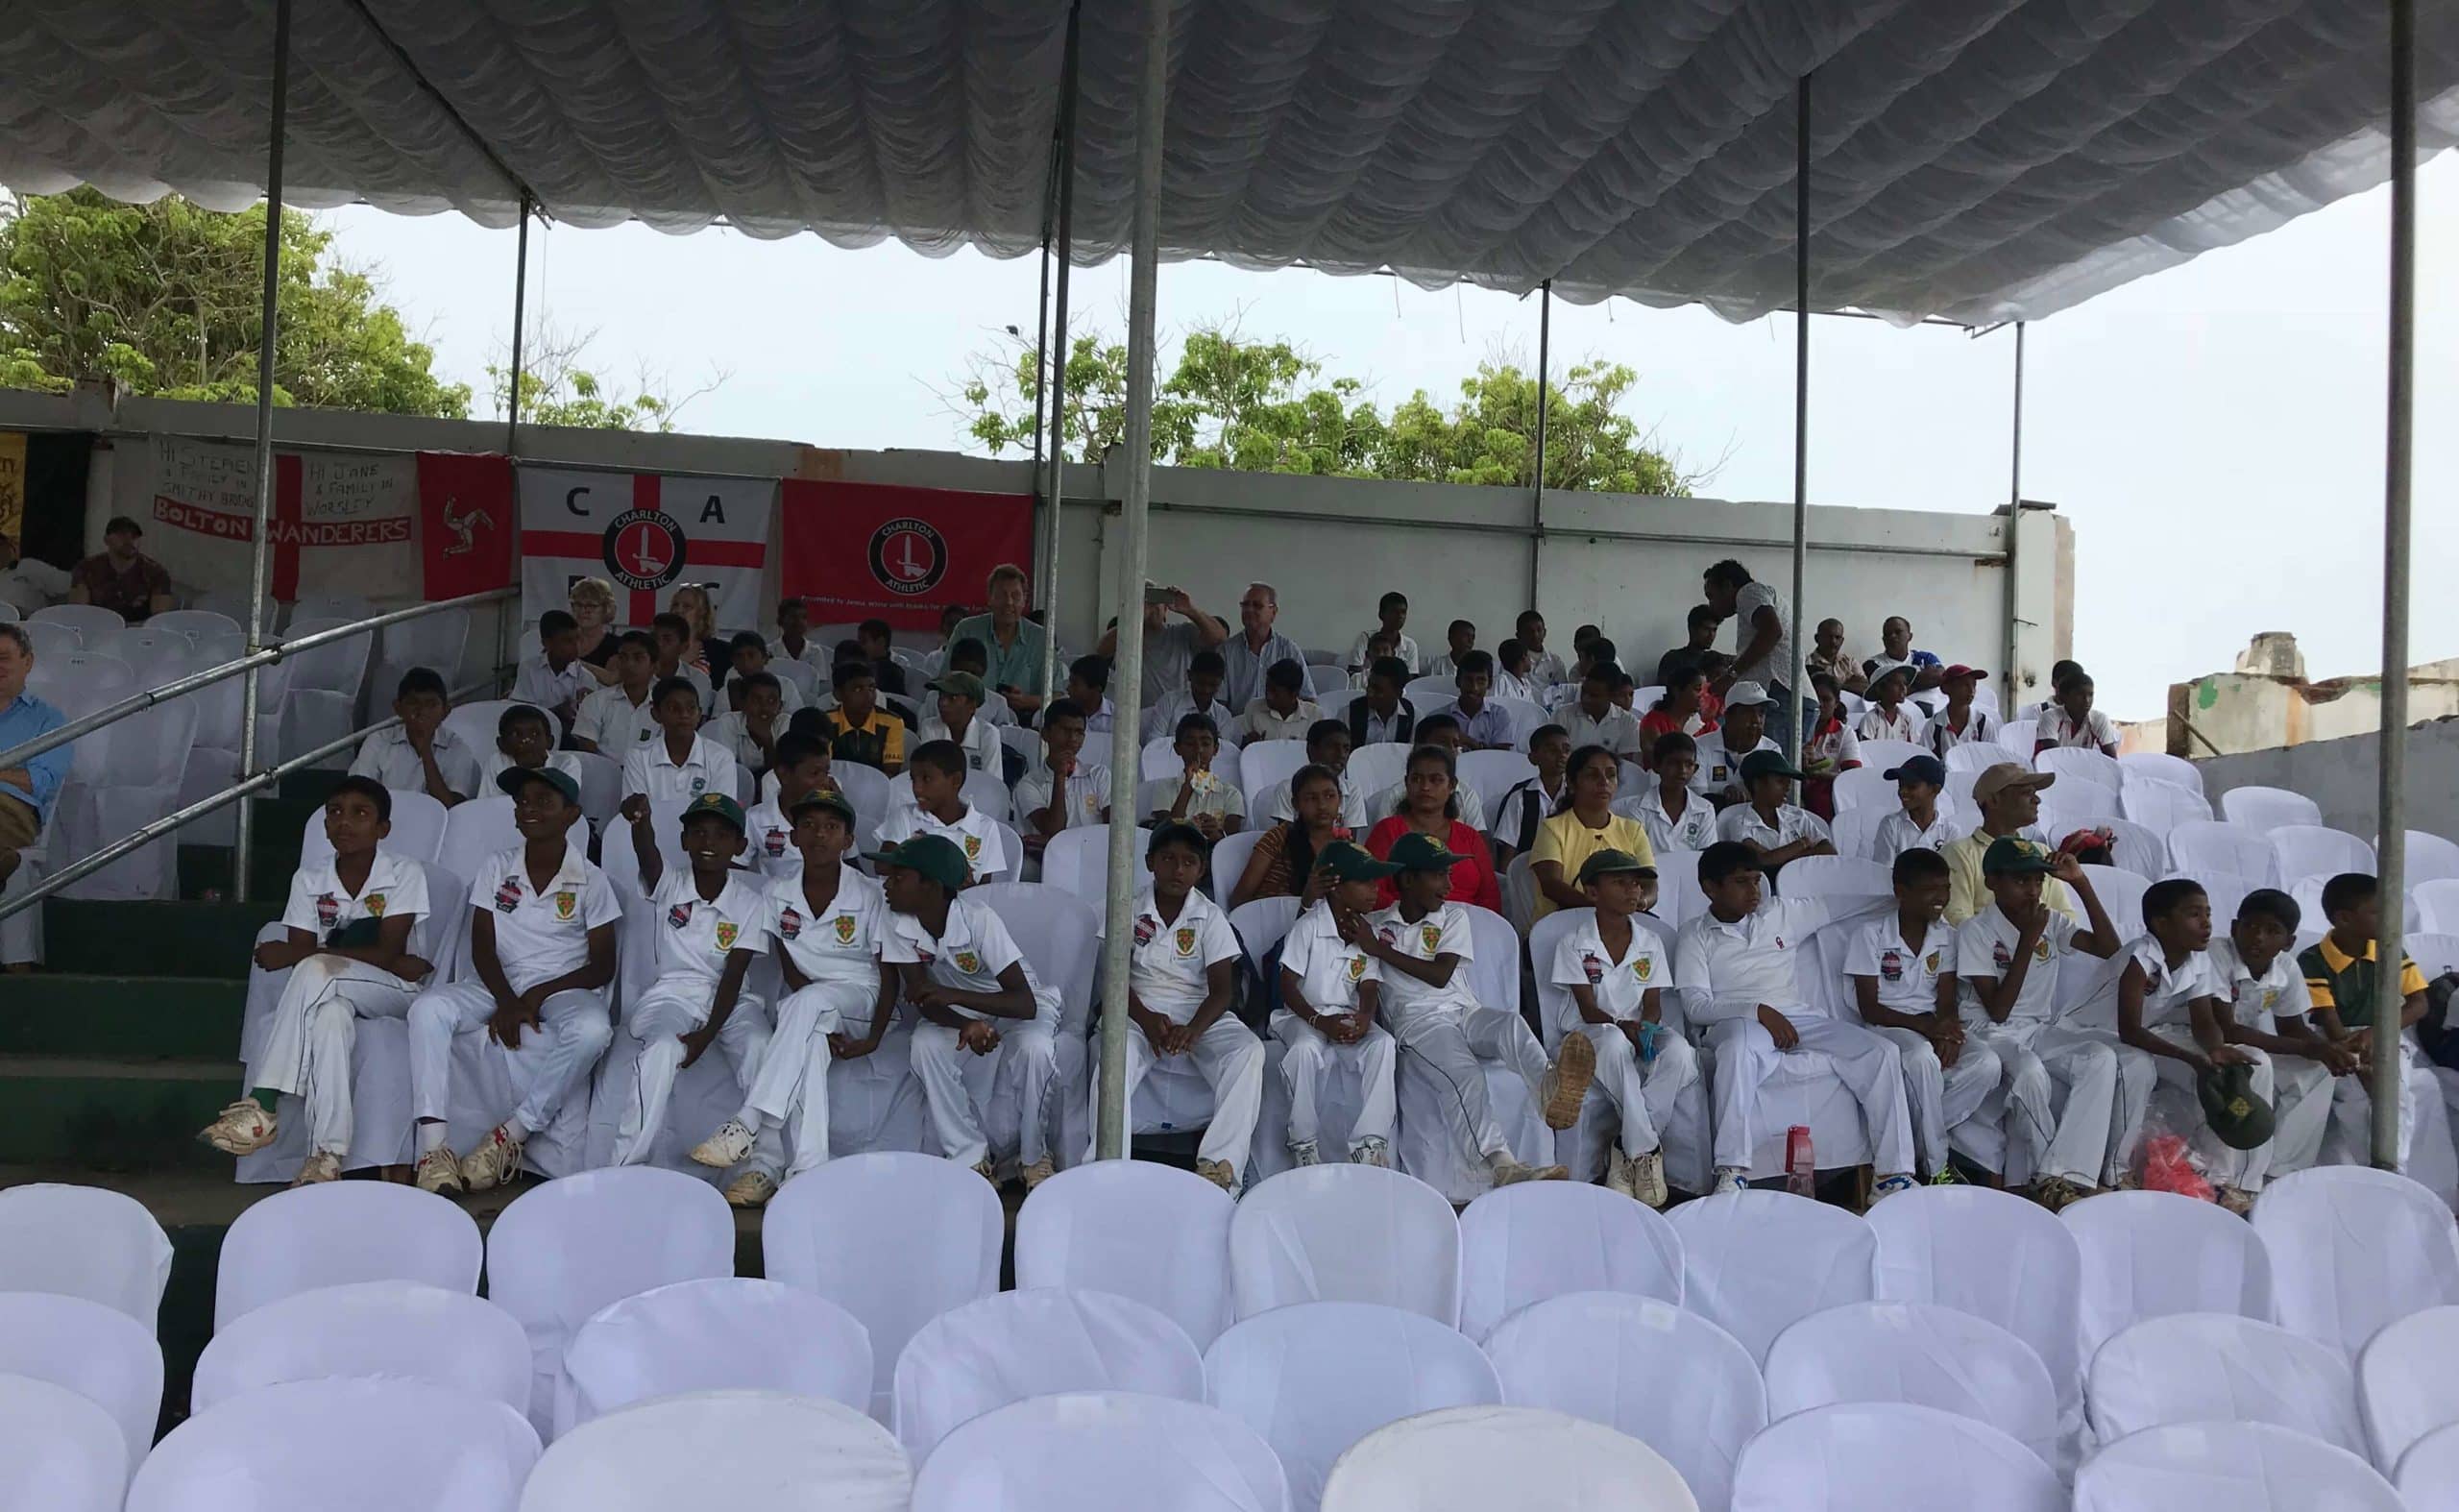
(0, 187), (470, 417)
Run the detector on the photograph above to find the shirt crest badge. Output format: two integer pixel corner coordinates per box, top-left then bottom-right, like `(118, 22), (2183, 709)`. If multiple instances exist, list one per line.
(1175, 926), (1198, 957)
(364, 892), (386, 917)
(494, 879), (522, 914)
(1420, 923), (1443, 955)
(779, 907), (803, 940)
(955, 950), (982, 975)
(1633, 955), (1653, 983)
(834, 915), (857, 945)
(1581, 951), (1603, 986)
(1133, 914), (1158, 946)
(2034, 938), (2052, 962)
(1924, 951), (1941, 973)
(554, 890), (576, 921)
(962, 834), (983, 861)
(1346, 955), (1367, 982)
(668, 902), (693, 930)
(2262, 988), (2280, 1011)
(690, 776), (706, 793)
(714, 922), (740, 951)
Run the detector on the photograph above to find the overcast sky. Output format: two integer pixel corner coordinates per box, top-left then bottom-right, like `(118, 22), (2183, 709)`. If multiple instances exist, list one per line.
(325, 155), (2457, 721)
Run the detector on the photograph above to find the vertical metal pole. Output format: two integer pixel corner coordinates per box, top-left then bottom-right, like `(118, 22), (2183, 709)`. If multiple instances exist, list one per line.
(1786, 73), (1812, 767)
(1097, 0), (1169, 1160)
(1036, 1), (1082, 704)
(498, 192), (530, 679)
(234, 0), (292, 904)
(2372, 0), (2416, 1168)
(1528, 280), (1551, 608)
(2005, 320), (2026, 697)
(1029, 228), (1053, 518)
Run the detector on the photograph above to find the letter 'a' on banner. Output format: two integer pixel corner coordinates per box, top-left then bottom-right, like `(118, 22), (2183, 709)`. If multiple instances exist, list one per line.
(778, 479), (1034, 630)
(517, 468), (777, 628)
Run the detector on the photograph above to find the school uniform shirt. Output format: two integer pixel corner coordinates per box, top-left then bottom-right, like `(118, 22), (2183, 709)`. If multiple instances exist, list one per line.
(1868, 809), (1966, 865)
(645, 867), (769, 984)
(1015, 763), (1113, 834)
(880, 892), (1059, 1026)
(767, 864), (889, 989)
(742, 795), (815, 881)
(1493, 669), (1538, 705)
(477, 841), (624, 995)
(2036, 705), (2119, 750)
(283, 849), (430, 950)
(1729, 579), (1794, 689)
(1127, 888), (1242, 1023)
(1954, 904), (2084, 1028)
(575, 684), (661, 753)
(349, 725), (482, 799)
(1620, 779), (1719, 855)
(1348, 630), (1422, 673)
(1443, 699), (1516, 749)
(1280, 899), (1381, 1014)
(1674, 896), (1853, 1024)
(1559, 705), (1645, 761)
(1925, 707), (2002, 758)
(1261, 773), (1372, 833)
(2207, 937), (2313, 1034)
(2300, 934), (2427, 1031)
(1527, 650), (1570, 689)
(1068, 697), (1113, 735)
(1716, 802), (1831, 851)
(652, 662), (717, 715)
(1224, 631), (1307, 712)
(916, 689), (1018, 730)
(1239, 697), (1321, 744)
(621, 734), (743, 806)
(920, 716), (1006, 777)
(1150, 692), (1245, 748)
(1364, 781), (1487, 833)
(509, 653), (597, 718)
(1549, 914), (1671, 1035)
(1366, 902), (1479, 1019)
(2119, 936), (2223, 1032)
(877, 802), (1012, 884)
(1689, 731), (1778, 800)
(705, 711), (785, 773)
(1495, 775), (1570, 854)
(767, 636), (830, 669)
(1845, 916), (1957, 1020)
(1351, 700), (1416, 747)
(1802, 718), (1862, 777)
(475, 747), (584, 796)
(1138, 771), (1245, 828)
(723, 675), (807, 718)
(818, 706), (907, 773)
(1854, 704), (1924, 744)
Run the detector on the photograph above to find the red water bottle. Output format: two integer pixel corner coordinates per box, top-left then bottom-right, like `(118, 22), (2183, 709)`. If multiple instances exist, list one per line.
(1786, 1125), (1815, 1197)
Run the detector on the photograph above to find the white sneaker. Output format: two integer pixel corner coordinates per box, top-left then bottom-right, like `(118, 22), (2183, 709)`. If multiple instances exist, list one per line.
(1541, 1033), (1596, 1131)
(200, 1099), (278, 1156)
(414, 1147), (464, 1195)
(1196, 1158), (1239, 1193)
(690, 1118), (758, 1169)
(1628, 1151), (1669, 1208)
(1712, 1166), (1749, 1196)
(1490, 1154), (1569, 1186)
(1288, 1140), (1322, 1168)
(1021, 1157), (1058, 1190)
(458, 1125), (523, 1193)
(1603, 1148), (1637, 1197)
(1351, 1137), (1390, 1169)
(723, 1170), (779, 1207)
(291, 1151), (341, 1185)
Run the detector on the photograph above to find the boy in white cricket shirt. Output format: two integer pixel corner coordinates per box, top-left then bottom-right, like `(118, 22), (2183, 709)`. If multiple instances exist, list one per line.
(689, 792), (895, 1206)
(408, 767), (620, 1194)
(1619, 731), (1718, 856)
(742, 733), (840, 882)
(873, 835), (1064, 1186)
(202, 777), (433, 1184)
(1260, 720), (1372, 831)
(1550, 850), (1701, 1205)
(1142, 713), (1245, 841)
(510, 610), (596, 731)
(1497, 723), (1574, 868)
(2107, 878), (2273, 1211)
(573, 631), (661, 756)
(919, 671), (1006, 777)
(705, 671), (789, 777)
(1867, 755), (1963, 865)
(1276, 841), (1402, 1166)
(621, 676), (743, 808)
(1954, 838), (2125, 1208)
(1090, 824), (1267, 1191)
(2207, 889), (2347, 1183)
(350, 667), (481, 805)
(1846, 847), (2002, 1183)
(1716, 750), (1834, 877)
(475, 703), (584, 795)
(1854, 664), (1923, 744)
(1016, 700), (1111, 858)
(1153, 650), (1245, 748)
(881, 740), (1012, 883)
(608, 792), (776, 1171)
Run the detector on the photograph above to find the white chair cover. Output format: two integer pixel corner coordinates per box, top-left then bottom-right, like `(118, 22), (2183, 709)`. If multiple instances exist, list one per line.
(913, 1391), (1287, 1512)
(1229, 1165), (1462, 1325)
(2396, 1422), (2459, 1505)
(31, 602), (125, 639)
(1864, 1185), (2084, 1424)
(0, 1183), (172, 1329)
(212, 1180), (482, 1329)
(442, 698), (567, 757)
(2420, 879), (2459, 935)
(521, 1389), (910, 1512)
(130, 1378), (538, 1512)
(1765, 1302), (2058, 1467)
(2035, 746), (2122, 791)
(1211, 827), (1266, 899)
(0, 1372), (128, 1512)
(485, 1167), (737, 1436)
(193, 1280), (529, 1415)
(149, 608), (241, 641)
(1832, 766), (1894, 813)
(0, 1294), (160, 1479)
(2410, 831), (2459, 887)
(1206, 1302), (1501, 1512)
(1484, 1292), (1762, 1512)
(2118, 752), (2203, 793)
(1014, 1160), (1237, 1347)
(763, 1151), (1005, 1419)
(1768, 855), (1890, 903)
(1731, 1402), (2060, 1511)
(2061, 1190), (2274, 1361)
(2357, 1304), (2459, 1474)
(895, 1287), (1204, 1462)
(2218, 785), (2325, 833)
(1039, 825), (1154, 910)
(435, 795), (523, 885)
(1321, 1404), (1697, 1512)
(2253, 1165), (2459, 1358)
(300, 789), (450, 868)
(1455, 1181), (1683, 1343)
(2121, 780), (2212, 838)
(1946, 741), (2024, 775)
(1239, 740), (1311, 814)
(2087, 1311), (2363, 1454)
(1456, 749), (1535, 823)
(2267, 823), (2375, 886)
(2073, 1422), (2400, 1512)
(559, 1278), (871, 1436)
(2166, 820), (2278, 888)
(1666, 1192), (1878, 1364)
(1346, 743), (1411, 801)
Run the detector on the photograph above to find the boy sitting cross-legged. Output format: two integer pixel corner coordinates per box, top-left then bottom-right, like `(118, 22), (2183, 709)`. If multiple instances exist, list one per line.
(1550, 850), (1701, 1205)
(1846, 847), (2002, 1183)
(2205, 889), (2347, 1185)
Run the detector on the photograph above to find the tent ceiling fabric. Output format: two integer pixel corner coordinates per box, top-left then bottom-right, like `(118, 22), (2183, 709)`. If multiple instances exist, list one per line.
(5, 0), (2456, 325)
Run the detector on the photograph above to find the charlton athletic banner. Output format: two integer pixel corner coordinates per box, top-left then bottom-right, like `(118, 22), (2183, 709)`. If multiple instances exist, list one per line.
(779, 478), (1035, 630)
(517, 468), (777, 629)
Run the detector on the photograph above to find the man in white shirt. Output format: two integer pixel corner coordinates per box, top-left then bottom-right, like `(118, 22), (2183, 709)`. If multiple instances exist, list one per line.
(621, 677), (744, 807)
(350, 668), (481, 805)
(1222, 582), (1307, 713)
(1703, 559), (1798, 754)
(1690, 686), (1778, 805)
(1558, 666), (1644, 761)
(573, 631), (662, 756)
(1347, 591), (1422, 673)
(1844, 847), (2002, 1182)
(1517, 610), (1570, 689)
(2204, 888), (2344, 1184)
(1275, 842), (1403, 1165)
(1096, 585), (1230, 710)
(510, 611), (598, 731)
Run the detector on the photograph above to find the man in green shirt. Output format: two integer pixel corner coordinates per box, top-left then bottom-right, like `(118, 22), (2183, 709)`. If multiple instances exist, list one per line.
(945, 563), (1049, 721)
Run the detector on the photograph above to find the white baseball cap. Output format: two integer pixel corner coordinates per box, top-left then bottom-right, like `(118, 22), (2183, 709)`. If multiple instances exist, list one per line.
(1725, 680), (1774, 708)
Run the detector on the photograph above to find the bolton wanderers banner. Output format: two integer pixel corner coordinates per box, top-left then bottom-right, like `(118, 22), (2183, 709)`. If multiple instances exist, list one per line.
(778, 478), (1034, 630)
(518, 467), (776, 628)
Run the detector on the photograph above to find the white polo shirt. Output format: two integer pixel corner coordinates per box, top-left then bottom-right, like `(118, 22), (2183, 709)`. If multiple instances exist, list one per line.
(1261, 772), (1372, 832)
(742, 795), (807, 881)
(1925, 707), (2001, 757)
(1619, 779), (1718, 855)
(645, 867), (769, 985)
(920, 715), (1005, 776)
(1716, 802), (1830, 850)
(1366, 902), (1479, 1020)
(2037, 705), (2119, 750)
(1955, 905), (2083, 1029)
(2118, 935), (2222, 1033)
(621, 734), (742, 806)
(877, 802), (1011, 883)
(2206, 937), (2312, 1034)
(1869, 809), (1964, 865)
(767, 864), (888, 993)
(1548, 914), (1670, 1035)
(704, 711), (781, 773)
(1137, 772), (1244, 827)
(1279, 901), (1380, 1015)
(880, 893), (1059, 1026)
(511, 653), (596, 715)
(1559, 705), (1644, 761)
(1151, 693), (1246, 748)
(1127, 888), (1242, 1023)
(722, 674), (806, 717)
(1729, 579), (1793, 689)
(1844, 915), (1958, 1021)
(1690, 732), (1778, 800)
(349, 725), (480, 800)
(282, 849), (429, 947)
(1017, 764), (1113, 833)
(475, 841), (622, 995)
(1238, 698), (1320, 744)
(1855, 704), (1923, 744)
(1497, 775), (1570, 849)
(575, 684), (661, 753)
(1349, 630), (1422, 673)
(475, 747), (584, 798)
(1675, 897), (1857, 1025)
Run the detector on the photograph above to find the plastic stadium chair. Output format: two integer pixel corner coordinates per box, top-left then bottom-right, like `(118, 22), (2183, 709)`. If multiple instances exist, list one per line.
(1230, 1164), (1462, 1325)
(1765, 1301), (2057, 1467)
(126, 1378), (537, 1512)
(0, 1183), (173, 1331)
(192, 1280), (527, 1416)
(559, 1278), (871, 1435)
(212, 1180), (481, 1329)
(1732, 1402), (2060, 1512)
(2088, 1311), (2362, 1454)
(0, 1373), (126, 1512)
(913, 1392), (1283, 1512)
(2074, 1422), (2398, 1512)
(1014, 1159), (1237, 1349)
(2059, 1189), (2272, 1361)
(0, 1292), (162, 1480)
(894, 1288), (1204, 1462)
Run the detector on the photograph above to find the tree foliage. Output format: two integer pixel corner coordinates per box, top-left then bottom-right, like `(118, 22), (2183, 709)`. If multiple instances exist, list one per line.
(484, 322), (715, 433)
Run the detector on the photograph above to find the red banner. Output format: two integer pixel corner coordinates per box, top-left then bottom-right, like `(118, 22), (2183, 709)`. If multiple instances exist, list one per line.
(416, 451), (516, 600)
(779, 479), (1034, 630)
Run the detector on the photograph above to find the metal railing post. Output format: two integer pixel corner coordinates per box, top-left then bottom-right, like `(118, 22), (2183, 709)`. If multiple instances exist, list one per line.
(1036, 0), (1082, 702)
(497, 190), (531, 684)
(1787, 72), (1812, 768)
(2005, 320), (2026, 695)
(2373, 0), (2417, 1168)
(1529, 280), (1550, 610)
(234, 0), (293, 904)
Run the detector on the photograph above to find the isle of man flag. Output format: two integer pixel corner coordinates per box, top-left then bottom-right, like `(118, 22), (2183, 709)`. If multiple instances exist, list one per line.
(517, 467), (776, 628)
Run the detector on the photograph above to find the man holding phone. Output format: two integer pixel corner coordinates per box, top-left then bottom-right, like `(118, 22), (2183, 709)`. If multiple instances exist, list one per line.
(1096, 584), (1230, 711)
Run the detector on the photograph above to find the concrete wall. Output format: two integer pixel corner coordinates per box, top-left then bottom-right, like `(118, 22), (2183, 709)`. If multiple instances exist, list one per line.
(2173, 661), (2459, 758)
(2197, 716), (2459, 841)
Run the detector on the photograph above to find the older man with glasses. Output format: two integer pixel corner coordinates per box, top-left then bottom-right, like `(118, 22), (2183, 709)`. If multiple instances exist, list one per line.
(1223, 581), (1305, 712)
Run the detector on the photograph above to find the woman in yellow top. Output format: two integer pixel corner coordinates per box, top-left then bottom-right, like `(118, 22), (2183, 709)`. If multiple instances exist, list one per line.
(1530, 744), (1656, 919)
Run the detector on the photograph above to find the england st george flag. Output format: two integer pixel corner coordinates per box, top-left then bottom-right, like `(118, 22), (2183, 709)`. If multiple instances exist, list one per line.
(518, 468), (776, 627)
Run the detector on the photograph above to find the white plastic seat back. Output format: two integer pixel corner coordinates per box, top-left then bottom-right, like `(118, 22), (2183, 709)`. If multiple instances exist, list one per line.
(1239, 740), (1311, 813)
(20, 617), (83, 658)
(2040, 781), (2122, 824)
(0, 1372), (128, 1512)
(2087, 1311), (2362, 1453)
(436, 794), (525, 885)
(1766, 1302), (2058, 1466)
(1346, 742), (1411, 800)
(1039, 824), (1153, 909)
(2122, 780), (2212, 837)
(299, 787), (451, 868)
(522, 1390), (910, 1512)
(2357, 1304), (2459, 1474)
(1855, 739), (1926, 779)
(1321, 1404), (1694, 1512)
(2409, 831), (2459, 886)
(0, 1293), (161, 1479)
(2219, 784), (2325, 833)
(560, 1278), (870, 1436)
(1015, 1159), (1236, 1347)
(1768, 854), (1889, 904)
(2396, 1422), (2459, 1505)
(1210, 826), (1266, 899)
(1230, 1164), (1462, 1325)
(1667, 1191), (1877, 1363)
(2253, 1166), (2459, 1358)
(2119, 751), (2203, 793)
(1945, 740), (2023, 775)
(1484, 1291), (1762, 1512)
(2419, 879), (2459, 935)
(485, 1167), (736, 1435)
(1456, 749), (1536, 822)
(443, 698), (567, 756)
(2081, 817), (2168, 878)
(895, 1287), (1204, 1462)
(2166, 819), (2278, 888)
(2073, 1421), (2400, 1512)
(147, 609), (241, 641)
(129, 1378), (538, 1512)
(2061, 1189), (2273, 1360)
(31, 602), (126, 640)
(1456, 1181), (1683, 1342)
(1732, 1402), (2060, 1512)
(1832, 765), (1895, 812)
(2268, 823), (2375, 886)
(969, 881), (1099, 1032)
(764, 1151), (1005, 1419)
(1205, 1302), (1501, 1512)
(1231, 894), (1303, 967)
(2035, 745), (2122, 791)
(913, 1391), (1287, 1512)
(193, 1280), (529, 1415)
(213, 1180), (482, 1329)
(1865, 1185), (2084, 1424)
(2078, 865), (2149, 938)
(0, 1183), (173, 1330)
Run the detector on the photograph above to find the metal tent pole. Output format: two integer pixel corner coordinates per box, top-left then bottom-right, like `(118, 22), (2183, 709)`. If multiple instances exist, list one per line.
(1029, 225), (1053, 522)
(1036, 0), (1082, 703)
(1787, 73), (1812, 767)
(1529, 280), (1551, 608)
(498, 191), (530, 684)
(2006, 320), (2025, 694)
(233, 0), (293, 904)
(1097, 0), (1171, 1160)
(2373, 0), (2417, 1167)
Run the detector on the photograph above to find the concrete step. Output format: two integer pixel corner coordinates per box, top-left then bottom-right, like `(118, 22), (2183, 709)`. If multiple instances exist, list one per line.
(0, 1056), (236, 1172)
(42, 900), (279, 980)
(0, 978), (245, 1060)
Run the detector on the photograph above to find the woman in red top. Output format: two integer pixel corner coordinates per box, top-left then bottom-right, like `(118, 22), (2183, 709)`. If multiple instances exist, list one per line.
(1638, 664), (1718, 753)
(1364, 745), (1500, 913)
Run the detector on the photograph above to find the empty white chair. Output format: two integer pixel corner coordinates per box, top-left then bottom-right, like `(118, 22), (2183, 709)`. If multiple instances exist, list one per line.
(1766, 1302), (2057, 1465)
(1346, 742), (1411, 800)
(1865, 1184), (2083, 1425)
(1206, 1302), (1500, 1512)
(436, 793), (527, 884)
(2409, 831), (2459, 886)
(0, 1372), (127, 1512)
(1484, 1292), (1762, 1512)
(213, 1179), (482, 1329)
(20, 616), (82, 658)
(1038, 823), (1152, 907)
(1732, 1402), (2060, 1511)
(522, 1389), (910, 1512)
(560, 1278), (871, 1435)
(1667, 1192), (1878, 1363)
(2088, 1311), (2363, 1453)
(895, 1287), (1203, 1462)
(1239, 740), (1311, 812)
(193, 1280), (529, 1415)
(913, 1391), (1286, 1512)
(2122, 779), (2212, 838)
(1945, 740), (2024, 775)
(1230, 1164), (1462, 1325)
(1322, 1404), (1694, 1512)
(148, 608), (242, 642)
(1832, 766), (1896, 812)
(1015, 1159), (1236, 1348)
(1768, 853), (1890, 903)
(2061, 1189), (2273, 1360)
(0, 1293), (161, 1479)
(280, 616), (375, 761)
(2035, 745), (2121, 793)
(30, 601), (125, 642)
(2358, 1305), (2459, 1474)
(2254, 1166), (2459, 1359)
(485, 1166), (736, 1436)
(130, 1378), (538, 1512)
(0, 1183), (172, 1329)
(2269, 823), (2375, 886)
(292, 591), (375, 622)
(1212, 826), (1267, 900)
(2119, 751), (2203, 794)
(377, 605), (471, 695)
(1856, 739), (1926, 778)
(2219, 784), (2325, 833)
(1997, 718), (2038, 754)
(2073, 1421), (2399, 1512)
(2418, 878), (2459, 935)
(764, 1151), (1005, 1419)
(2166, 818), (2277, 888)
(2397, 1421), (2459, 1504)
(1456, 748), (1536, 822)
(1455, 1181), (1683, 1343)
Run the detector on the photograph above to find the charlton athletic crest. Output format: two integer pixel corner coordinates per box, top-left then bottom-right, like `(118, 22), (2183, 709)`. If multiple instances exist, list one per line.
(603, 507), (687, 594)
(868, 517), (947, 597)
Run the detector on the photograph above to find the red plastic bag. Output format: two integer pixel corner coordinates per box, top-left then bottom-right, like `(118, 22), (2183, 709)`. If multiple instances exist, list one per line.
(2137, 1131), (2213, 1202)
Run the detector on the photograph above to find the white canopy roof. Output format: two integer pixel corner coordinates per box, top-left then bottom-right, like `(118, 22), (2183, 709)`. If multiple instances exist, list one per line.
(6, 0), (2456, 324)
